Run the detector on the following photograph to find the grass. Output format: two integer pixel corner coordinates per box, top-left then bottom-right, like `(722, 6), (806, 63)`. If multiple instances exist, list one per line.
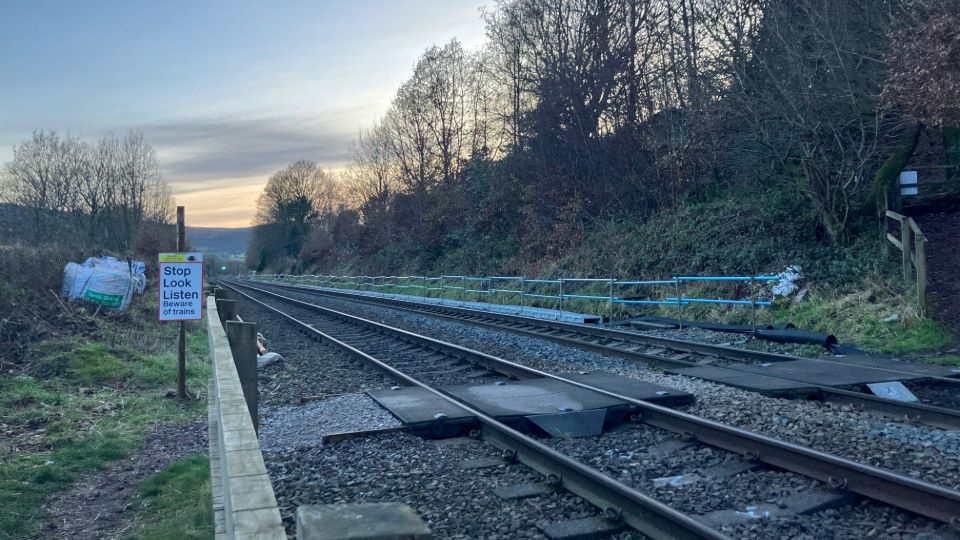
(285, 274), (955, 357)
(124, 453), (214, 540)
(770, 282), (954, 355)
(620, 278), (955, 357)
(921, 354), (960, 367)
(39, 343), (132, 384)
(0, 300), (211, 540)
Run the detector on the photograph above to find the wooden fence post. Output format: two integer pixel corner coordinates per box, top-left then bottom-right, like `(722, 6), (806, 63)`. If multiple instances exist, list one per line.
(900, 216), (913, 285)
(885, 210), (930, 311)
(216, 299), (237, 325)
(915, 231), (928, 314)
(226, 321), (259, 433)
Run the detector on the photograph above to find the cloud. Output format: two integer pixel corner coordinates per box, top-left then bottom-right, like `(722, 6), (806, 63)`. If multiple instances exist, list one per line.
(167, 176), (269, 197)
(137, 111), (360, 183)
(171, 175), (267, 227)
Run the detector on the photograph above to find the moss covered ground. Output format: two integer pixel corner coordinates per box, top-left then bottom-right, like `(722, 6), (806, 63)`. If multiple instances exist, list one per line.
(0, 292), (211, 540)
(125, 453), (214, 540)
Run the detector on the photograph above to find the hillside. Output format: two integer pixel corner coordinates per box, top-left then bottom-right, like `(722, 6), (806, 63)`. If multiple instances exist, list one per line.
(186, 226), (251, 256)
(0, 203), (41, 242)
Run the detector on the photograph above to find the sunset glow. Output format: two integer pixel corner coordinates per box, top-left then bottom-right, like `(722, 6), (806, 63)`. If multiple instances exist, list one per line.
(0, 0), (492, 227)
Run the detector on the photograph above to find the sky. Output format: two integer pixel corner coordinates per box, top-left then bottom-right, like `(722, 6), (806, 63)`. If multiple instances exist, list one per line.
(0, 0), (493, 227)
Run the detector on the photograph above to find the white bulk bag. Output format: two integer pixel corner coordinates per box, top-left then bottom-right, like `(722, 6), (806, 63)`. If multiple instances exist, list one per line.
(61, 257), (136, 310)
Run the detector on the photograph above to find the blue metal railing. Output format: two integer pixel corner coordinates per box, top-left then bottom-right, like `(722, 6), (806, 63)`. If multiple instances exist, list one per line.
(252, 272), (783, 326)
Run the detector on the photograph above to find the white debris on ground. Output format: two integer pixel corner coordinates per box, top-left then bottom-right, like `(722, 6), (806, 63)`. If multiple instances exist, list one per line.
(772, 265), (803, 297)
(256, 331), (284, 368)
(257, 351), (284, 368)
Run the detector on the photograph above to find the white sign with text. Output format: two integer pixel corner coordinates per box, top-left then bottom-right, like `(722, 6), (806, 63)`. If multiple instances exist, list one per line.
(158, 252), (204, 321)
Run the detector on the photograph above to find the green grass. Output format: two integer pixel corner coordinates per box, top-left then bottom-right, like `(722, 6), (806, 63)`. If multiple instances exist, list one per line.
(919, 354), (960, 367)
(125, 454), (214, 540)
(627, 278), (954, 356)
(768, 283), (953, 354)
(40, 343), (132, 385)
(0, 315), (211, 540)
(0, 415), (141, 540)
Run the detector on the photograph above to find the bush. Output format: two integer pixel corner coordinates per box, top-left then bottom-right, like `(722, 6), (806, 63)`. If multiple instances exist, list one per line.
(0, 244), (85, 292)
(0, 245), (88, 360)
(568, 189), (889, 287)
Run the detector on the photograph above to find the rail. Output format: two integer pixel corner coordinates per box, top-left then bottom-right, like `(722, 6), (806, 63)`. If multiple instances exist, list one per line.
(266, 272), (781, 326)
(885, 210), (928, 312)
(249, 280), (960, 430)
(219, 281), (728, 540)
(220, 280), (960, 525)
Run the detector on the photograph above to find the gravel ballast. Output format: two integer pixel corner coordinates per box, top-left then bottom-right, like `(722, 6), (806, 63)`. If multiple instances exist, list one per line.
(245, 284), (960, 485)
(227, 284), (960, 539)
(267, 433), (644, 539)
(259, 394), (402, 452)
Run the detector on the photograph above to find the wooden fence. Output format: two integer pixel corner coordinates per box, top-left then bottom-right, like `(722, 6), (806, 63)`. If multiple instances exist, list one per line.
(885, 210), (928, 312)
(207, 295), (285, 540)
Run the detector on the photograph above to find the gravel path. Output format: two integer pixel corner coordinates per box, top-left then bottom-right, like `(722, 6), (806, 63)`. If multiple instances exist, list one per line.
(239, 299), (395, 407)
(543, 425), (946, 538)
(236, 294), (646, 539)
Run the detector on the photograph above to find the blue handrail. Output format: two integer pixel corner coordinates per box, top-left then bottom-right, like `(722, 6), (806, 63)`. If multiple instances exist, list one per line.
(259, 272), (784, 325)
(667, 297), (773, 306)
(674, 275), (778, 282)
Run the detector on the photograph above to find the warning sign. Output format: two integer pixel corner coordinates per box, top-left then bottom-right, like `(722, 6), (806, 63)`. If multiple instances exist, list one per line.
(158, 252), (204, 321)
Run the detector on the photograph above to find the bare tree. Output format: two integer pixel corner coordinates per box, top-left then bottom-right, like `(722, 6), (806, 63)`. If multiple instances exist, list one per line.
(724, 0), (902, 241)
(106, 132), (167, 250)
(883, 0), (960, 127)
(252, 160), (339, 264)
(385, 40), (486, 192)
(351, 123), (398, 224)
(486, 1), (535, 150)
(307, 0), (921, 274)
(2, 130), (173, 250)
(3, 131), (73, 242)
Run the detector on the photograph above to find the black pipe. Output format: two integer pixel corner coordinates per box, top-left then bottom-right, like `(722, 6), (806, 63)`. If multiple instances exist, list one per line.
(627, 316), (835, 349)
(754, 329), (838, 349)
(629, 316), (796, 334)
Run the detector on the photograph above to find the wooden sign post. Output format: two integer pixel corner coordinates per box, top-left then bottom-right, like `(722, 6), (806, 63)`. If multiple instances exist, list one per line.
(177, 207), (185, 398)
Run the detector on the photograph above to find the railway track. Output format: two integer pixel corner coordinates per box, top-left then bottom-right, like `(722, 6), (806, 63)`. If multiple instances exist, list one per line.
(239, 279), (960, 431)
(217, 280), (960, 535)
(220, 282), (721, 539)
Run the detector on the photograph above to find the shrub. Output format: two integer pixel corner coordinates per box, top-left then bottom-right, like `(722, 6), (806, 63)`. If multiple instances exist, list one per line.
(568, 188), (889, 287)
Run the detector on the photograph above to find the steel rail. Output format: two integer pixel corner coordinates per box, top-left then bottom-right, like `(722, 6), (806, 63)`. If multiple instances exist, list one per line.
(306, 283), (960, 384)
(222, 280), (960, 525)
(237, 280), (960, 430)
(216, 282), (728, 540)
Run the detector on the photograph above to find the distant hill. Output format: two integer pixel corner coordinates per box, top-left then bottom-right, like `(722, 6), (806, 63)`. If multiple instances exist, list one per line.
(1, 204), (252, 256)
(186, 227), (252, 256)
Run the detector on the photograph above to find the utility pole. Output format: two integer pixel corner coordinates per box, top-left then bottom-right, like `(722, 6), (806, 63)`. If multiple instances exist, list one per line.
(177, 206), (186, 399)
